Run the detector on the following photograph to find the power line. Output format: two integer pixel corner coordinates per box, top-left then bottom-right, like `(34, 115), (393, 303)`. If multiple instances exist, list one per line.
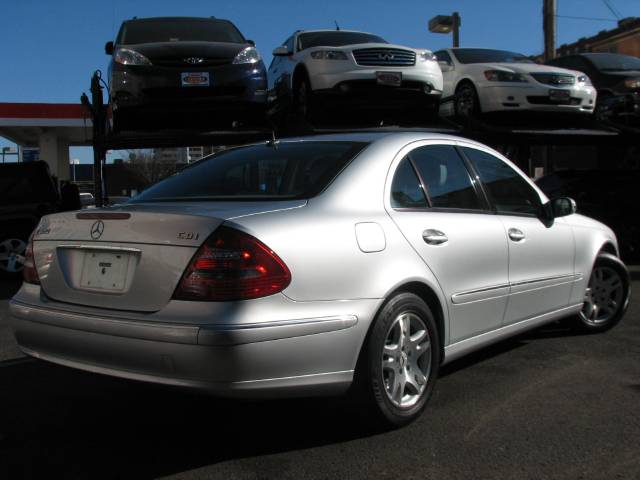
(601, 0), (621, 19)
(555, 14), (618, 22)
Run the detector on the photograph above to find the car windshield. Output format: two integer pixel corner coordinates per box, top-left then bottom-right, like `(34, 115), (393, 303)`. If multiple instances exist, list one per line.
(585, 53), (640, 71)
(452, 48), (534, 64)
(130, 141), (367, 202)
(298, 32), (388, 50)
(118, 19), (245, 44)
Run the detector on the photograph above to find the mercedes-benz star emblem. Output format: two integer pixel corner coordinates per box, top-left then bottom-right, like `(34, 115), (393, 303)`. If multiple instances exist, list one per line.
(90, 220), (105, 240)
(184, 57), (204, 65)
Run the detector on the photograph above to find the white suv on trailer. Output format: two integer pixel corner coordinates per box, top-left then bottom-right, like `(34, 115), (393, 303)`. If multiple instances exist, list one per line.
(268, 30), (443, 123)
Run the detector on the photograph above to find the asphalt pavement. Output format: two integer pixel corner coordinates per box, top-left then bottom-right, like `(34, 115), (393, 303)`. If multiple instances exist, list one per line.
(0, 272), (638, 480)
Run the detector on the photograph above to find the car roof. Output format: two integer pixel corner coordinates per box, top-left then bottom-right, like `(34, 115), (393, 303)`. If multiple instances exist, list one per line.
(269, 130), (490, 150)
(123, 17), (233, 24)
(295, 29), (376, 35)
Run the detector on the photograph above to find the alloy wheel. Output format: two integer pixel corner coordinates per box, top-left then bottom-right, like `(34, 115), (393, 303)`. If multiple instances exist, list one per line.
(580, 266), (624, 325)
(381, 312), (432, 408)
(455, 85), (477, 118)
(0, 238), (27, 273)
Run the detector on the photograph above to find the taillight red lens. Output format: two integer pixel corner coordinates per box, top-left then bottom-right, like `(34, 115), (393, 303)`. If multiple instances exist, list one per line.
(173, 226), (291, 301)
(23, 240), (40, 285)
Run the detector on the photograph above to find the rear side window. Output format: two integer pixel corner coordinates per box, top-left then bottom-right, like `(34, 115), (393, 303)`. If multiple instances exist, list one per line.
(462, 147), (542, 215)
(390, 158), (427, 208)
(410, 145), (482, 210)
(131, 142), (367, 202)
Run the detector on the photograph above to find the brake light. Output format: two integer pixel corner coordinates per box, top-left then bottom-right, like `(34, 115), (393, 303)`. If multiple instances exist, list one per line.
(173, 226), (291, 301)
(23, 239), (40, 285)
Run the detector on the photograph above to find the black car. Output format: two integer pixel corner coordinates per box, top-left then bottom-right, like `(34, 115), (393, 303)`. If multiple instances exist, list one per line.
(106, 17), (267, 131)
(546, 53), (640, 100)
(536, 169), (640, 262)
(0, 161), (59, 278)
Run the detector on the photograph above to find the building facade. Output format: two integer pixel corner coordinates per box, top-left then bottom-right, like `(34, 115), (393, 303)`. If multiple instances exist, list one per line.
(556, 17), (640, 57)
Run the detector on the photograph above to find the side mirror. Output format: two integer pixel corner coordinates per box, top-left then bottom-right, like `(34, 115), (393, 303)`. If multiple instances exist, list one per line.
(105, 41), (114, 55)
(552, 197), (577, 218)
(438, 60), (453, 72)
(272, 46), (290, 57)
(246, 39), (256, 46)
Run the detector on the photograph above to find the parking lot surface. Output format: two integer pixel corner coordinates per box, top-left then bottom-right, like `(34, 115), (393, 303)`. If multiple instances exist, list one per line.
(0, 271), (638, 480)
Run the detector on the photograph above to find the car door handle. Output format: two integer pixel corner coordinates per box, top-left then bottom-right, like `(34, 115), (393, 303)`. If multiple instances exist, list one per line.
(508, 228), (525, 242)
(422, 229), (448, 245)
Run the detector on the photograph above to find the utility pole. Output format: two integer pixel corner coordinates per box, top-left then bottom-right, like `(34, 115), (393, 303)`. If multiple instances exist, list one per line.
(543, 0), (557, 61)
(452, 12), (461, 48)
(81, 71), (107, 208)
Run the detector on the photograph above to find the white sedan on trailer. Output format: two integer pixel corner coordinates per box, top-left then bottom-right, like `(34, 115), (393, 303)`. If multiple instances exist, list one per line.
(434, 48), (597, 119)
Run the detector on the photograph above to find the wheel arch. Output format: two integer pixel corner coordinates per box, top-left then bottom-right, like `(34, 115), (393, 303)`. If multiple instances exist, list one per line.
(454, 77), (477, 93)
(360, 280), (447, 365)
(292, 64), (310, 92)
(599, 241), (618, 257)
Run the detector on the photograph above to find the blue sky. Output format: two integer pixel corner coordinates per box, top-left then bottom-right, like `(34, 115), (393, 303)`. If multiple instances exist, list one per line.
(0, 0), (634, 163)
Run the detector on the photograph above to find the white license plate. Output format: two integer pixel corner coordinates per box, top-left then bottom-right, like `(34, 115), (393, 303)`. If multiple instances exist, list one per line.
(549, 89), (571, 101)
(79, 251), (131, 291)
(376, 71), (402, 87)
(181, 72), (210, 87)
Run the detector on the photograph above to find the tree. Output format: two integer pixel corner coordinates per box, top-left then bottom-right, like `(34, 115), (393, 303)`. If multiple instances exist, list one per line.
(125, 150), (180, 186)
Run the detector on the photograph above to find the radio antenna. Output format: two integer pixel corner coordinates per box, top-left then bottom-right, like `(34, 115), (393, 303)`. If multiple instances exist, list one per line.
(335, 20), (340, 31)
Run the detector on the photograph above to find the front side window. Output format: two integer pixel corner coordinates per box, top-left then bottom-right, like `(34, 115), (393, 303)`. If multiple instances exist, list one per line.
(410, 145), (482, 210)
(462, 147), (542, 216)
(434, 50), (453, 65)
(390, 158), (427, 209)
(131, 142), (367, 202)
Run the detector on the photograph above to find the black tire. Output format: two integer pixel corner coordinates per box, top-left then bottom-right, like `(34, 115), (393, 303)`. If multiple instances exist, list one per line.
(294, 76), (316, 125)
(360, 292), (440, 428)
(454, 82), (480, 120)
(573, 253), (630, 333)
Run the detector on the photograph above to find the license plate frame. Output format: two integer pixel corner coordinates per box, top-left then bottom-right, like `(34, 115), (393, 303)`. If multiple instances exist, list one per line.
(548, 88), (571, 102)
(181, 72), (210, 87)
(376, 71), (402, 87)
(79, 251), (131, 292)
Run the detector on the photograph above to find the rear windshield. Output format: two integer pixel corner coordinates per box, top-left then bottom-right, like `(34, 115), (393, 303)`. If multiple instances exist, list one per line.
(130, 142), (367, 202)
(118, 19), (245, 45)
(298, 32), (387, 51)
(452, 49), (534, 64)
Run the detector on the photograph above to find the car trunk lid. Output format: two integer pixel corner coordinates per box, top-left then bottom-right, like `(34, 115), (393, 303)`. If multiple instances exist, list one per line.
(33, 201), (305, 312)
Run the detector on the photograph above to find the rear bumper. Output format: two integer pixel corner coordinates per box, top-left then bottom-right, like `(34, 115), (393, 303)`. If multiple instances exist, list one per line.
(8, 293), (374, 397)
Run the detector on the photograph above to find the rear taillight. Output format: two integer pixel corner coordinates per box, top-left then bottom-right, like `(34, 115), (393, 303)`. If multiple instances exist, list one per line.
(23, 239), (40, 285)
(173, 226), (291, 301)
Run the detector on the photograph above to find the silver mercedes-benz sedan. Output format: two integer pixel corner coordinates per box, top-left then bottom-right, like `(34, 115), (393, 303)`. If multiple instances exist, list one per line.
(9, 132), (630, 426)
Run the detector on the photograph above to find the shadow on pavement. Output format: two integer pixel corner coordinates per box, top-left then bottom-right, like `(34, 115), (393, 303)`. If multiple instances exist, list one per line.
(0, 359), (386, 480)
(0, 327), (552, 479)
(0, 280), (20, 301)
